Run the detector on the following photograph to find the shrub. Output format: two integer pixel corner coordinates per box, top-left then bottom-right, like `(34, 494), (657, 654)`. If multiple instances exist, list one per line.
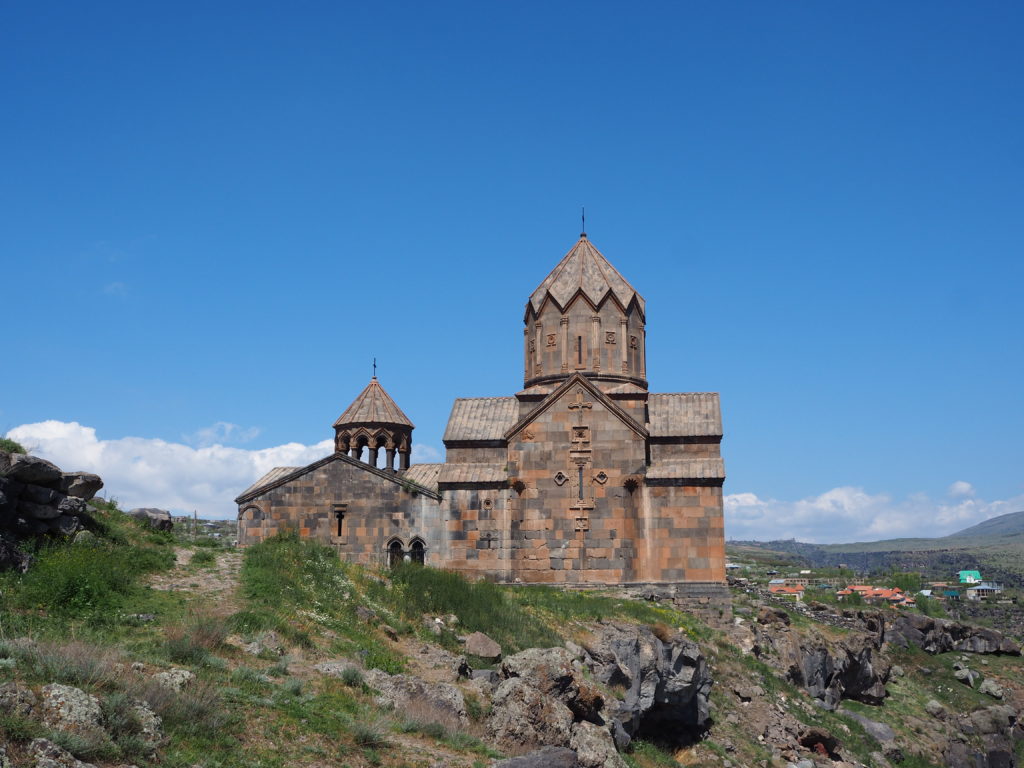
(126, 676), (229, 738)
(190, 549), (216, 567)
(9, 640), (120, 688)
(351, 721), (389, 749)
(339, 667), (364, 687)
(163, 610), (229, 665)
(0, 711), (44, 742)
(0, 437), (26, 454)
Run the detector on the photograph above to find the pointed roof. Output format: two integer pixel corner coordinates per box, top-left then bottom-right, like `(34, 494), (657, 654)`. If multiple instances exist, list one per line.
(333, 377), (414, 428)
(527, 234), (645, 316)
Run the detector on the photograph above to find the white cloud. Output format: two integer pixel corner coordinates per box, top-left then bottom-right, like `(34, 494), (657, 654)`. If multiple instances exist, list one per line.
(948, 480), (975, 498)
(725, 485), (1024, 544)
(6, 420), (445, 520)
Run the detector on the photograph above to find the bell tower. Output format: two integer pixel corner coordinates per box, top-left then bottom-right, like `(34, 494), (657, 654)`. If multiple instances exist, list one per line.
(332, 377), (414, 471)
(523, 233), (647, 392)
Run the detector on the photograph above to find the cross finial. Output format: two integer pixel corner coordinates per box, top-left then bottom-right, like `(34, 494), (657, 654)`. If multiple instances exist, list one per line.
(581, 206), (586, 238)
(373, 357), (377, 378)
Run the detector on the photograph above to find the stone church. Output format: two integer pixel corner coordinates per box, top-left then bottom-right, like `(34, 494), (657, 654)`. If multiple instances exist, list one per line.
(236, 233), (727, 607)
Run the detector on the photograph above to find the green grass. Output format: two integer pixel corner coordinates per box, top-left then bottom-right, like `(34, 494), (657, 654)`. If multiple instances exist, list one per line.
(0, 437), (26, 454)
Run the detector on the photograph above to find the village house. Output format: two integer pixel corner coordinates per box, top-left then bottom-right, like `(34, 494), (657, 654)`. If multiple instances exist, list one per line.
(234, 233), (729, 615)
(959, 569), (982, 584)
(965, 582), (1003, 601)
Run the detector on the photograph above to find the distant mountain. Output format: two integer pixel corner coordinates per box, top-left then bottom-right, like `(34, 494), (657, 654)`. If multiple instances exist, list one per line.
(949, 510), (1024, 539)
(728, 509), (1024, 585)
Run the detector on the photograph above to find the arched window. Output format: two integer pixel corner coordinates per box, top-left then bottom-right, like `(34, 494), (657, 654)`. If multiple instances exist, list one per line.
(387, 539), (404, 568)
(410, 538), (425, 565)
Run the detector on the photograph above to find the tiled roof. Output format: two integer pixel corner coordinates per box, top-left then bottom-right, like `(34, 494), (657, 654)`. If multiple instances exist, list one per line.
(443, 397), (519, 443)
(237, 466), (300, 500)
(646, 458), (725, 481)
(648, 393), (722, 438)
(528, 236), (645, 315)
(438, 463), (508, 486)
(334, 377), (413, 428)
(402, 463), (442, 492)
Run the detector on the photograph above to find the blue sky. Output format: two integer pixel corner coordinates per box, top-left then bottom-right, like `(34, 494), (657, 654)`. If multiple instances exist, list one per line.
(3, 3), (1022, 541)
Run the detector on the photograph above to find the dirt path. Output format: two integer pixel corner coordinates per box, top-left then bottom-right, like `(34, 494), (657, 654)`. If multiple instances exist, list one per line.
(147, 546), (244, 614)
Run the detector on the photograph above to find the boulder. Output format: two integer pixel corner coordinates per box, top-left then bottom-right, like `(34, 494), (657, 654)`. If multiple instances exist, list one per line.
(570, 720), (628, 768)
(493, 747), (579, 768)
(757, 606), (791, 625)
(0, 536), (31, 573)
(501, 647), (604, 723)
(52, 515), (82, 536)
(967, 705), (1016, 735)
(584, 622), (712, 746)
(364, 669), (466, 727)
(39, 683), (104, 736)
(487, 676), (574, 751)
(22, 484), (60, 505)
(471, 669), (500, 687)
(886, 614), (1021, 656)
(953, 667), (979, 688)
(28, 738), (99, 768)
(838, 708), (895, 743)
(57, 496), (87, 516)
(129, 508), (173, 531)
(129, 698), (163, 751)
(18, 500), (63, 520)
(6, 454), (63, 488)
(979, 678), (1004, 699)
(464, 631), (502, 661)
(152, 668), (195, 692)
(59, 473), (103, 500)
(925, 699), (945, 718)
(0, 681), (38, 716)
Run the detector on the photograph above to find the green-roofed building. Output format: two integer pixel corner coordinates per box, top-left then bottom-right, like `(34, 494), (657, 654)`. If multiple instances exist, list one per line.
(958, 570), (982, 584)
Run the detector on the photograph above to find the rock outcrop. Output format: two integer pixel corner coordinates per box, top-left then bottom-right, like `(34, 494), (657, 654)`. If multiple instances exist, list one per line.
(486, 623), (713, 767)
(753, 616), (890, 710)
(886, 613), (1021, 656)
(945, 704), (1019, 768)
(582, 622), (713, 748)
(0, 450), (103, 570)
(128, 508), (173, 531)
(364, 668), (467, 727)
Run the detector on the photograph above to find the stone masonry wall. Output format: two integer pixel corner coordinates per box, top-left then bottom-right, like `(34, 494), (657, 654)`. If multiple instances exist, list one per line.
(238, 455), (443, 567)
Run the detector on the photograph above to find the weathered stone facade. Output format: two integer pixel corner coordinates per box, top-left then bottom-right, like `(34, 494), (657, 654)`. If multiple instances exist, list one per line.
(237, 234), (727, 597)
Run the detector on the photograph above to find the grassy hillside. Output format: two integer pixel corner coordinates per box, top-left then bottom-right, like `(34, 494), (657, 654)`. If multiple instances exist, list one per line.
(3, 511), (1022, 767)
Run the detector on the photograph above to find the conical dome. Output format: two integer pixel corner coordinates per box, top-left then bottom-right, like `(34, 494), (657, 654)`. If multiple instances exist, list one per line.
(527, 234), (645, 317)
(522, 235), (648, 391)
(333, 377), (414, 428)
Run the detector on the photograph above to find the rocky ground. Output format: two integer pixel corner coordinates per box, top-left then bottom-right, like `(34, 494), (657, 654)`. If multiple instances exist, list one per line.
(1, 475), (1022, 768)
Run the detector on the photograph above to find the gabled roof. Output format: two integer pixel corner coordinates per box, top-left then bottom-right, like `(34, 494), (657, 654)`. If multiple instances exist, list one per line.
(647, 393), (722, 438)
(402, 463), (442, 492)
(527, 235), (644, 317)
(234, 452), (441, 504)
(438, 463), (508, 486)
(443, 397), (519, 443)
(237, 466), (300, 500)
(334, 377), (414, 428)
(504, 372), (648, 442)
